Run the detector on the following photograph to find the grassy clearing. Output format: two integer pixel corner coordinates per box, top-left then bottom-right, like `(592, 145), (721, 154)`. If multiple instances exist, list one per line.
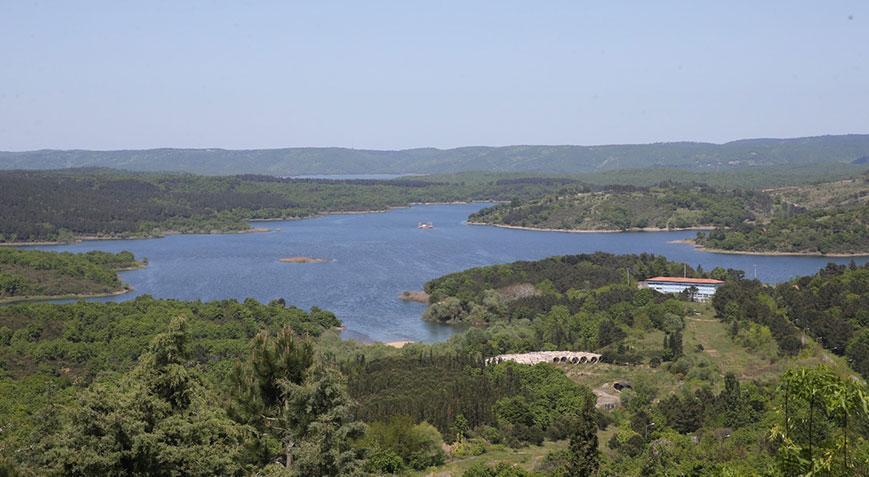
(562, 303), (861, 400)
(411, 303), (862, 476)
(412, 440), (566, 477)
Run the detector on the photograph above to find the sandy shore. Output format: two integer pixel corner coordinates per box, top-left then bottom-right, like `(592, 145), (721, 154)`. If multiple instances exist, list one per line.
(0, 228), (269, 247)
(0, 287), (133, 305)
(467, 222), (717, 234)
(384, 341), (414, 348)
(676, 238), (869, 257)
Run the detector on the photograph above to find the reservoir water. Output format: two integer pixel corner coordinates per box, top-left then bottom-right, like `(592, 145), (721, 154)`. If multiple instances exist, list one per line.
(29, 203), (868, 343)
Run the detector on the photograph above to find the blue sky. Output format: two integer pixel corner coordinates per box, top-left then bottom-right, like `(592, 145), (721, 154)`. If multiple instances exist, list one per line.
(1, 1), (867, 150)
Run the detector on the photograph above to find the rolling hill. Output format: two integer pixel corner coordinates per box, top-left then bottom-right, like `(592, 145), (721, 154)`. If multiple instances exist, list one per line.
(2, 134), (869, 176)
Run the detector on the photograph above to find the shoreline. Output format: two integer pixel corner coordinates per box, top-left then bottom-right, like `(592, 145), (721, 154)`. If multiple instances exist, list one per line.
(675, 238), (869, 258)
(0, 286), (134, 305)
(0, 228), (268, 247)
(1, 201), (496, 247)
(466, 221), (717, 234)
(384, 340), (414, 349)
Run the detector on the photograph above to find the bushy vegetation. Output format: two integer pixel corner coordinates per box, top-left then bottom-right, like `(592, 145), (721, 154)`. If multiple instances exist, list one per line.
(714, 262), (869, 378)
(469, 183), (771, 231)
(0, 249), (141, 300)
(696, 205), (868, 255)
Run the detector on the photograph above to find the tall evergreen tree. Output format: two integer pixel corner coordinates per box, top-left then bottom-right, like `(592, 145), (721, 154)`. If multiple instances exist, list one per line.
(566, 397), (599, 477)
(37, 316), (249, 476)
(230, 327), (366, 474)
(229, 327), (314, 467)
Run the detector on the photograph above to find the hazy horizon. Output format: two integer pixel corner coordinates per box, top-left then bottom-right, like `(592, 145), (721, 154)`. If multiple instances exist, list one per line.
(5, 132), (869, 154)
(2, 1), (868, 151)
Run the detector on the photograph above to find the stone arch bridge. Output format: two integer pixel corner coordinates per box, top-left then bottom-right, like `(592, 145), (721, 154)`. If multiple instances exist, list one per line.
(485, 351), (602, 366)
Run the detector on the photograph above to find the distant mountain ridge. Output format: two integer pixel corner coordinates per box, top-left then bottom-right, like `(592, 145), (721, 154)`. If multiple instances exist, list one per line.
(2, 134), (868, 176)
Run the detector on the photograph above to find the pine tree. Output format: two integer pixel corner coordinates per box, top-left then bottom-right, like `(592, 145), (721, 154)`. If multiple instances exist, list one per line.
(230, 327), (366, 474)
(39, 316), (249, 476)
(229, 327), (314, 467)
(566, 398), (599, 477)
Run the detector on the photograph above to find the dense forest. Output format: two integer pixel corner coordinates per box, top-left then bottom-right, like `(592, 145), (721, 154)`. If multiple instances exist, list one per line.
(422, 252), (740, 326)
(468, 183), (771, 231)
(0, 252), (867, 475)
(469, 176), (868, 255)
(0, 249), (142, 302)
(695, 176), (868, 255)
(3, 134), (869, 175)
(695, 206), (868, 255)
(0, 170), (575, 243)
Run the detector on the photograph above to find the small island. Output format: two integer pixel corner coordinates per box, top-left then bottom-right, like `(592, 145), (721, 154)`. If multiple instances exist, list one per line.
(279, 256), (330, 264)
(399, 290), (429, 303)
(0, 249), (144, 304)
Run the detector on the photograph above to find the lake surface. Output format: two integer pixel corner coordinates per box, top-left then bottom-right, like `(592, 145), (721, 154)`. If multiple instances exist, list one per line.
(29, 203), (868, 343)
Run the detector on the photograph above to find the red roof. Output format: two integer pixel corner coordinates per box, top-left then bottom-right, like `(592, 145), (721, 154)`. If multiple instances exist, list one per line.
(645, 277), (724, 285)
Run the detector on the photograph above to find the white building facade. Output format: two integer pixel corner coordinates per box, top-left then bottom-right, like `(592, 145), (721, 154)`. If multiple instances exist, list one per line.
(640, 277), (724, 302)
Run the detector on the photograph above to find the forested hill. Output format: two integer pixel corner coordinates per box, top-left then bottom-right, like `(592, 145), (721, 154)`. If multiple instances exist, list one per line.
(2, 134), (869, 175)
(0, 170), (570, 243)
(468, 183), (772, 231)
(0, 249), (143, 302)
(468, 176), (869, 255)
(422, 252), (741, 325)
(695, 175), (868, 255)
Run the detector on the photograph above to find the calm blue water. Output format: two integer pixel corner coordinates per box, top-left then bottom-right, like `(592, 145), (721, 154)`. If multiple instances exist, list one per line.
(27, 203), (868, 343)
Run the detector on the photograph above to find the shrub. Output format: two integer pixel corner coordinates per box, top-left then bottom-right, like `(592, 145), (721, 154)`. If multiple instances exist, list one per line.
(359, 416), (446, 470)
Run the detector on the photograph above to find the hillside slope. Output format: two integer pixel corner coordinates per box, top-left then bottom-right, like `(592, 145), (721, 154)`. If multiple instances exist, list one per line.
(2, 134), (869, 175)
(468, 184), (772, 231)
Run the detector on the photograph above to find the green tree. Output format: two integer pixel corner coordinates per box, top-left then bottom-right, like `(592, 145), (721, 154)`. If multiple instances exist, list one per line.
(38, 316), (249, 476)
(566, 398), (599, 477)
(772, 366), (869, 476)
(359, 416), (445, 471)
(289, 366), (367, 477)
(230, 328), (366, 475)
(846, 329), (869, 378)
(230, 327), (314, 467)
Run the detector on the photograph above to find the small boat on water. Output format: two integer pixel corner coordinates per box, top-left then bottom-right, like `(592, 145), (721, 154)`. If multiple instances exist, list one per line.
(417, 222), (434, 229)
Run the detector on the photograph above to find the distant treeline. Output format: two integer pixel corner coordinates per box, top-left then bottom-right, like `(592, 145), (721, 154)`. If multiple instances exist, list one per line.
(3, 134), (869, 175)
(0, 170), (574, 243)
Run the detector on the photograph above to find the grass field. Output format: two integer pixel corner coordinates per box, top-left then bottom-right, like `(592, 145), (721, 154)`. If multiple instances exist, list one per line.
(411, 440), (566, 477)
(412, 302), (861, 476)
(562, 303), (858, 400)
